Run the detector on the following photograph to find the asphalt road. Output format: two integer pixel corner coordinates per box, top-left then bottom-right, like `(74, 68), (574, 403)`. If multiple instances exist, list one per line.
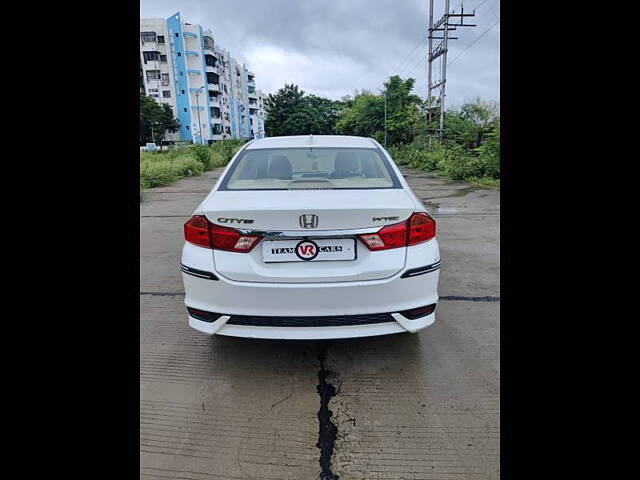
(140, 166), (500, 480)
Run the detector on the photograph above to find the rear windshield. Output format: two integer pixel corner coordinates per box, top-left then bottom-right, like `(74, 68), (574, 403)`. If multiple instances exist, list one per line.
(219, 147), (401, 191)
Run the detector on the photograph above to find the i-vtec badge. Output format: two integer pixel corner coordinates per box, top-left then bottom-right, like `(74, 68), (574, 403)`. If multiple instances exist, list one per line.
(299, 214), (319, 229)
(373, 216), (400, 222)
(218, 217), (254, 224)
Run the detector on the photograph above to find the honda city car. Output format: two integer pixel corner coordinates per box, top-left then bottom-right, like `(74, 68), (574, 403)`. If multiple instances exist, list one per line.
(181, 135), (440, 339)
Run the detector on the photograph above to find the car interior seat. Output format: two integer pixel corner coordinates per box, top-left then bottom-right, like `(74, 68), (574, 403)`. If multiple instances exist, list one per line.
(328, 152), (361, 179)
(268, 155), (292, 180)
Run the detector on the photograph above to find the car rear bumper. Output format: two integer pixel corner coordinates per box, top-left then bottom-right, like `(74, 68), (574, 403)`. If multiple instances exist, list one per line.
(187, 311), (435, 340)
(181, 263), (439, 339)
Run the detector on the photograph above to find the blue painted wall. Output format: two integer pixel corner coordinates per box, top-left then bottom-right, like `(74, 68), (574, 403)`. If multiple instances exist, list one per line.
(199, 25), (213, 141)
(167, 12), (192, 141)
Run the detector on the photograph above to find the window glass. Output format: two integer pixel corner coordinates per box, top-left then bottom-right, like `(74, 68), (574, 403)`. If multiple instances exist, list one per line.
(221, 148), (400, 191)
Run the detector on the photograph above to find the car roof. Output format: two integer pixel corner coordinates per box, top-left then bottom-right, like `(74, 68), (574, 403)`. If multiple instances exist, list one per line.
(245, 135), (378, 150)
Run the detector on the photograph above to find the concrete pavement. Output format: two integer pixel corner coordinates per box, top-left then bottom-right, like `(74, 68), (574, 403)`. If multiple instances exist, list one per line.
(140, 166), (499, 479)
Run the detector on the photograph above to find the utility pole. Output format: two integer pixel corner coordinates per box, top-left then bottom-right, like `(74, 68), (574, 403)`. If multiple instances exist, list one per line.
(384, 89), (387, 147)
(195, 85), (205, 145)
(427, 1), (476, 138)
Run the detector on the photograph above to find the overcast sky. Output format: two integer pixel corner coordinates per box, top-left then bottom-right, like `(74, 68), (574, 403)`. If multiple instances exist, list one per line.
(140, 0), (499, 107)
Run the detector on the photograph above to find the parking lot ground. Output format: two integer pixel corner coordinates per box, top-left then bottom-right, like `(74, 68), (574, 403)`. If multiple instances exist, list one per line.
(140, 166), (499, 479)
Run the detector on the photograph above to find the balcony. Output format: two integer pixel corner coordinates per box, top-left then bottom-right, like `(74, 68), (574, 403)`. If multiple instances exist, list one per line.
(187, 69), (201, 75)
(183, 31), (198, 38)
(191, 105), (206, 110)
(185, 50), (199, 56)
(206, 65), (221, 75)
(207, 83), (220, 92)
(209, 96), (221, 107)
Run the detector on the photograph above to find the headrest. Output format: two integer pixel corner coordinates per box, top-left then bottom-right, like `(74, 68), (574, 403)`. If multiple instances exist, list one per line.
(334, 151), (359, 173)
(268, 155), (292, 180)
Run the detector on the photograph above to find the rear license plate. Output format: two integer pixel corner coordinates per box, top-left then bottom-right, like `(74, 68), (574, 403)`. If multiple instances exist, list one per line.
(262, 238), (356, 263)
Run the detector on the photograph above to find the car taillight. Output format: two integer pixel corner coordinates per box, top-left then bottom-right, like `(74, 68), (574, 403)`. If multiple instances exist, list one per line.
(210, 223), (262, 253)
(184, 215), (262, 252)
(408, 212), (436, 245)
(357, 212), (436, 251)
(358, 222), (408, 251)
(184, 215), (212, 248)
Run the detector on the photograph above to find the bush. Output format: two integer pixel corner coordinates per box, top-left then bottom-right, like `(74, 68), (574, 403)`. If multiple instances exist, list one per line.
(189, 144), (212, 169)
(140, 158), (180, 189)
(475, 121), (500, 179)
(388, 137), (443, 171)
(173, 155), (205, 177)
(210, 139), (246, 164)
(439, 143), (486, 181)
(139, 139), (247, 196)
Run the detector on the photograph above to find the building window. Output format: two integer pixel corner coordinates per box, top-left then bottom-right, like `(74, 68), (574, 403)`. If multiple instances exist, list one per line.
(162, 90), (171, 98)
(157, 35), (165, 44)
(145, 70), (161, 81)
(160, 55), (167, 63)
(186, 126), (189, 130)
(184, 108), (187, 112)
(140, 31), (156, 43)
(181, 89), (185, 94)
(175, 32), (179, 37)
(161, 73), (170, 86)
(177, 52), (181, 56)
(143, 51), (160, 63)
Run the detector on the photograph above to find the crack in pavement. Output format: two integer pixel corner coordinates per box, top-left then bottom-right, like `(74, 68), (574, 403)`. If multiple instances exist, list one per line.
(316, 342), (339, 480)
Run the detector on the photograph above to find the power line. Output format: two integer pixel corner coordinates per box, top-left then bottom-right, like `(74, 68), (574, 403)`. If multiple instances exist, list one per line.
(448, 17), (500, 68)
(390, 35), (429, 77)
(426, 0), (477, 137)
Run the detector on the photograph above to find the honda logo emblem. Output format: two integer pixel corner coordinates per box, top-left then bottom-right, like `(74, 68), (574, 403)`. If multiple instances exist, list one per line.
(299, 214), (319, 229)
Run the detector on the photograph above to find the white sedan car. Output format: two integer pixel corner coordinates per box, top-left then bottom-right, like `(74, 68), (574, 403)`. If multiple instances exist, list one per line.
(181, 135), (440, 339)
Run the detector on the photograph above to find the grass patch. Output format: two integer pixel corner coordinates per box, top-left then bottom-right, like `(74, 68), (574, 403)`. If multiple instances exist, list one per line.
(140, 140), (246, 198)
(388, 136), (499, 188)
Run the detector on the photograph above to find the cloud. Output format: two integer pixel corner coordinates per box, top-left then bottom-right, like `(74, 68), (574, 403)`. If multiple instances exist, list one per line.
(141, 0), (499, 104)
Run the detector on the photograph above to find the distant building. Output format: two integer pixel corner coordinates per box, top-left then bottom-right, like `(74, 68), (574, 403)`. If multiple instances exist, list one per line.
(140, 12), (265, 143)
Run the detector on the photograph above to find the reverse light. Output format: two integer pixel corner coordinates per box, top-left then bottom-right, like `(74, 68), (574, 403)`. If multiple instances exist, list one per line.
(184, 215), (262, 252)
(357, 212), (436, 251)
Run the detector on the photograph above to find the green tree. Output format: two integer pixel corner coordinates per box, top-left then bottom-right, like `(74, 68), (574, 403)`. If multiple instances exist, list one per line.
(264, 85), (343, 136)
(264, 84), (305, 137)
(443, 98), (499, 149)
(334, 76), (422, 146)
(334, 91), (385, 141)
(140, 95), (180, 146)
(475, 118), (500, 178)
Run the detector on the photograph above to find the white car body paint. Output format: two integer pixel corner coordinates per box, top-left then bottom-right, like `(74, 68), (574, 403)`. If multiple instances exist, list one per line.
(181, 135), (440, 339)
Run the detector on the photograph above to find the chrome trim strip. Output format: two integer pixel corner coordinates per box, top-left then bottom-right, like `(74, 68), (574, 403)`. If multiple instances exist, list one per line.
(180, 264), (219, 281)
(235, 226), (383, 237)
(400, 261), (441, 278)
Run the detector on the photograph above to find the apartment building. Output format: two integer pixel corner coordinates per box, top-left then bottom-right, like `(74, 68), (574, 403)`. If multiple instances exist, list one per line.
(140, 12), (266, 143)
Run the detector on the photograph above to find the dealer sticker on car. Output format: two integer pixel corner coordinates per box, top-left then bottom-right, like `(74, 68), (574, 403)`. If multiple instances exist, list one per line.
(262, 238), (356, 262)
